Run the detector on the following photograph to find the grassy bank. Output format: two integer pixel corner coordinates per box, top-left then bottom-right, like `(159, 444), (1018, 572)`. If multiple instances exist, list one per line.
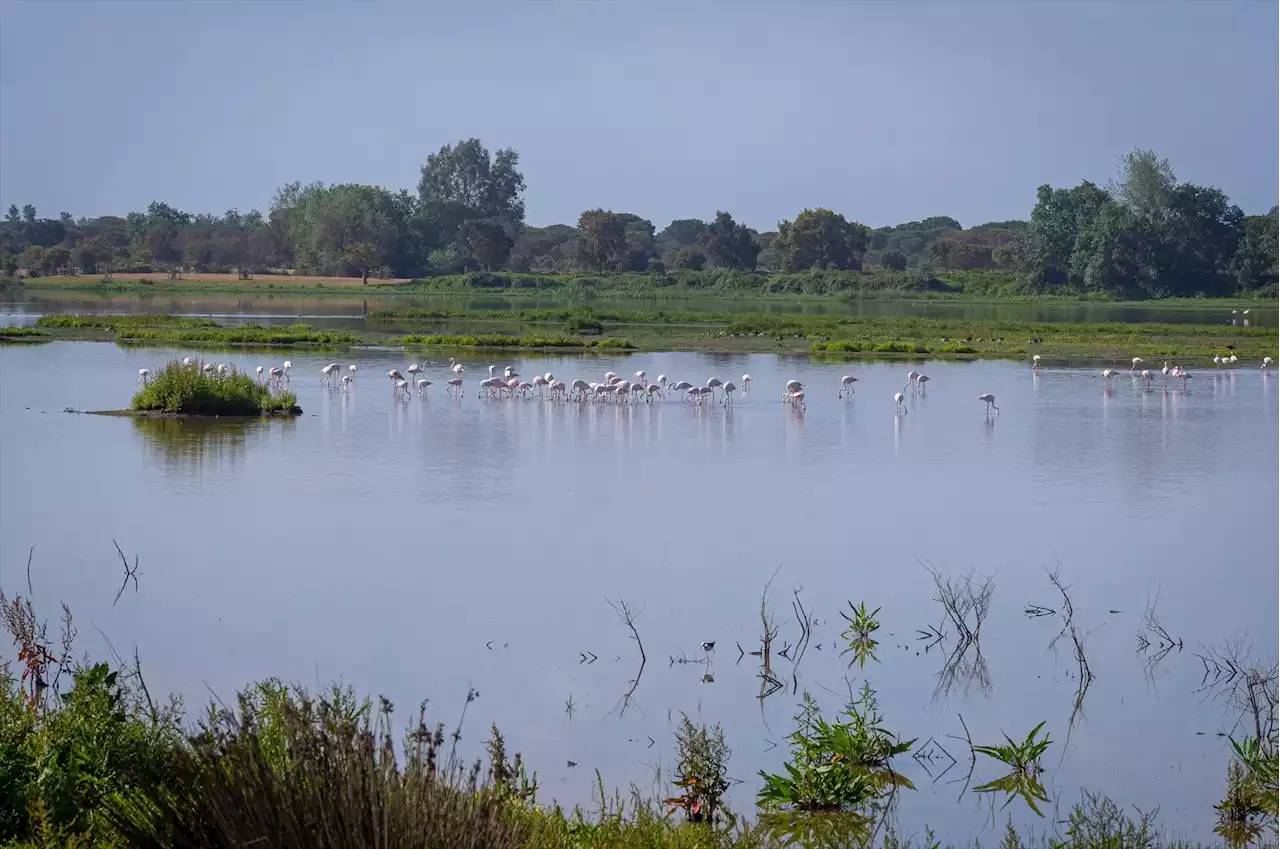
(11, 269), (1278, 305)
(0, 326), (49, 343)
(132, 360), (300, 415)
(26, 310), (1278, 362)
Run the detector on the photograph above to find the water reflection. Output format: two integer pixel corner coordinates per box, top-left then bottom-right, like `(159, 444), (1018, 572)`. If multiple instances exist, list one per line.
(132, 417), (258, 479)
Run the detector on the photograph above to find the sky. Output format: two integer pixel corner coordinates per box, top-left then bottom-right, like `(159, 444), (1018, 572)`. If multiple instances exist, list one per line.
(1, 1), (1276, 232)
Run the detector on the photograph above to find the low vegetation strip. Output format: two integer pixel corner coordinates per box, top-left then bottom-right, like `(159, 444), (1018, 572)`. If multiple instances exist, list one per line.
(0, 326), (48, 341)
(395, 333), (635, 350)
(131, 361), (299, 415)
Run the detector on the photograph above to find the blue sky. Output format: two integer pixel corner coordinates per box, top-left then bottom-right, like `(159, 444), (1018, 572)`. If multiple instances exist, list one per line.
(1, 1), (1275, 231)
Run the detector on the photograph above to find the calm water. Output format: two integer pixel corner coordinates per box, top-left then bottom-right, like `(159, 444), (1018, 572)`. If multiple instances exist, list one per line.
(1, 342), (1276, 841)
(1, 288), (1275, 328)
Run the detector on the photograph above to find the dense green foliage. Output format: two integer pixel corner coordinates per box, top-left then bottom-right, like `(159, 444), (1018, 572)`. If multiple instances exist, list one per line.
(37, 314), (359, 347)
(2, 142), (1273, 299)
(131, 361), (299, 415)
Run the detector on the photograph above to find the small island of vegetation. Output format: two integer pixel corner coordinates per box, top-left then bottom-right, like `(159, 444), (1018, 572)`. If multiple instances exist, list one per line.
(128, 360), (300, 417)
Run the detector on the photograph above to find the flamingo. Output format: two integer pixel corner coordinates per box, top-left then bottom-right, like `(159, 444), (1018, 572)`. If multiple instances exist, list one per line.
(1130, 357), (1144, 371)
(201, 362), (215, 374)
(894, 392), (907, 414)
(604, 371), (618, 382)
(395, 379), (412, 400)
(634, 370), (646, 383)
(388, 368), (405, 383)
(722, 381), (737, 405)
(905, 371), (920, 392)
(646, 383), (662, 402)
(408, 363), (421, 379)
(1161, 361), (1170, 379)
(1032, 355), (1041, 370)
(321, 363), (340, 386)
(416, 378), (432, 397)
(1140, 369), (1154, 389)
(447, 377), (463, 397)
(1212, 355), (1222, 368)
(283, 360), (292, 380)
(531, 374), (549, 396)
(1173, 366), (1192, 390)
(706, 376), (723, 398)
(543, 372), (554, 385)
(915, 374), (930, 392)
(784, 380), (803, 401)
(268, 366), (284, 387)
(349, 364), (357, 378)
(1100, 368), (1118, 386)
(978, 393), (1000, 415)
(341, 374), (353, 392)
(788, 391), (805, 411)
(504, 366), (519, 380)
(182, 357), (193, 367)
(839, 375), (858, 398)
(1263, 357), (1274, 371)
(1229, 354), (1238, 365)
(742, 374), (752, 390)
(138, 368), (151, 385)
(216, 363), (229, 378)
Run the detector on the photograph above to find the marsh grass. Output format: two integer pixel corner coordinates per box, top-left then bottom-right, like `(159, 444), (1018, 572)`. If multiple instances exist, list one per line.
(839, 602), (883, 669)
(971, 722), (1053, 815)
(131, 360), (299, 415)
(0, 326), (50, 341)
(397, 332), (635, 349)
(36, 314), (358, 346)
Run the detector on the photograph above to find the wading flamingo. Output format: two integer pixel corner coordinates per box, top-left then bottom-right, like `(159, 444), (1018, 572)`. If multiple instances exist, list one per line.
(416, 378), (431, 397)
(138, 368), (151, 384)
(1130, 357), (1144, 371)
(978, 393), (999, 415)
(894, 392), (907, 414)
(839, 375), (857, 398)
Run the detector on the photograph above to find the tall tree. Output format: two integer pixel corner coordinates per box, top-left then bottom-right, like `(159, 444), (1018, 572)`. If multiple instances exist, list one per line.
(1110, 149), (1177, 224)
(699, 211), (760, 270)
(576, 210), (628, 271)
(775, 209), (869, 271)
(457, 218), (514, 271)
(417, 139), (525, 231)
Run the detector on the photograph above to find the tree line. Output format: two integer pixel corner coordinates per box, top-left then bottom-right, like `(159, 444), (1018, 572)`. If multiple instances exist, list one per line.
(1, 141), (1275, 297)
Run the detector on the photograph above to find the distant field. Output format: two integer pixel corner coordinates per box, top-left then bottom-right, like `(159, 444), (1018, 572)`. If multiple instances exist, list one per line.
(23, 273), (414, 288)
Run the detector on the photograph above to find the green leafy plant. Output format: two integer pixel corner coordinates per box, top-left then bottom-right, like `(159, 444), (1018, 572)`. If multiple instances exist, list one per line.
(1214, 735), (1279, 846)
(663, 715), (731, 825)
(757, 685), (914, 814)
(973, 721), (1052, 815)
(839, 602), (882, 668)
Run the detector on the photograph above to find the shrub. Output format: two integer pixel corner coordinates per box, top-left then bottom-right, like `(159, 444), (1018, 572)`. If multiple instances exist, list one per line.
(131, 361), (299, 415)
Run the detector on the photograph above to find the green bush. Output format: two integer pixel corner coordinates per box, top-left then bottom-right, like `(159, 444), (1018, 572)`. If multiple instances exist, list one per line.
(131, 361), (299, 415)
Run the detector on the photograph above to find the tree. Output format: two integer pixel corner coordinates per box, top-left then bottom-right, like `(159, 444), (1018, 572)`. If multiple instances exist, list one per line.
(287, 184), (401, 276)
(26, 218), (67, 248)
(21, 205), (35, 224)
(1110, 149), (1177, 224)
(665, 244), (708, 270)
(881, 250), (908, 271)
(457, 218), (514, 270)
(657, 219), (708, 249)
(699, 211), (760, 270)
(1231, 213), (1279, 292)
(5, 205), (19, 224)
(775, 209), (869, 271)
(417, 139), (526, 242)
(21, 245), (49, 276)
(576, 210), (628, 271)
(618, 214), (657, 271)
(1154, 184), (1242, 295)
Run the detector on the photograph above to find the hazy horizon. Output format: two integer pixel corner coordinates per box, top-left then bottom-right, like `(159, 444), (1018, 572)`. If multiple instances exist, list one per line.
(1, 0), (1276, 231)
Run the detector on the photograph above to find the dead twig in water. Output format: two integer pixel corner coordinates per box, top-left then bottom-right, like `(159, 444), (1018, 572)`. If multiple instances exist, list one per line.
(922, 560), (993, 699)
(945, 713), (979, 801)
(756, 569), (784, 704)
(26, 545), (34, 597)
(111, 539), (139, 607)
(607, 597), (646, 716)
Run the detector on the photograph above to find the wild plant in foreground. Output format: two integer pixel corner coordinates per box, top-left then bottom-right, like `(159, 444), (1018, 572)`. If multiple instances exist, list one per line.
(758, 685), (914, 814)
(972, 722), (1052, 815)
(664, 715), (731, 825)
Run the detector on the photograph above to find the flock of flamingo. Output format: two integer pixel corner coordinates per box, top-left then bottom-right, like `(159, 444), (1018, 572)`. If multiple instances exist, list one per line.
(135, 352), (1275, 417)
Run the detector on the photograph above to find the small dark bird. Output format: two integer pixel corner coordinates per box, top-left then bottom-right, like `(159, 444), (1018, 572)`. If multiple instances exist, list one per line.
(567, 760), (578, 768)
(701, 641), (715, 652)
